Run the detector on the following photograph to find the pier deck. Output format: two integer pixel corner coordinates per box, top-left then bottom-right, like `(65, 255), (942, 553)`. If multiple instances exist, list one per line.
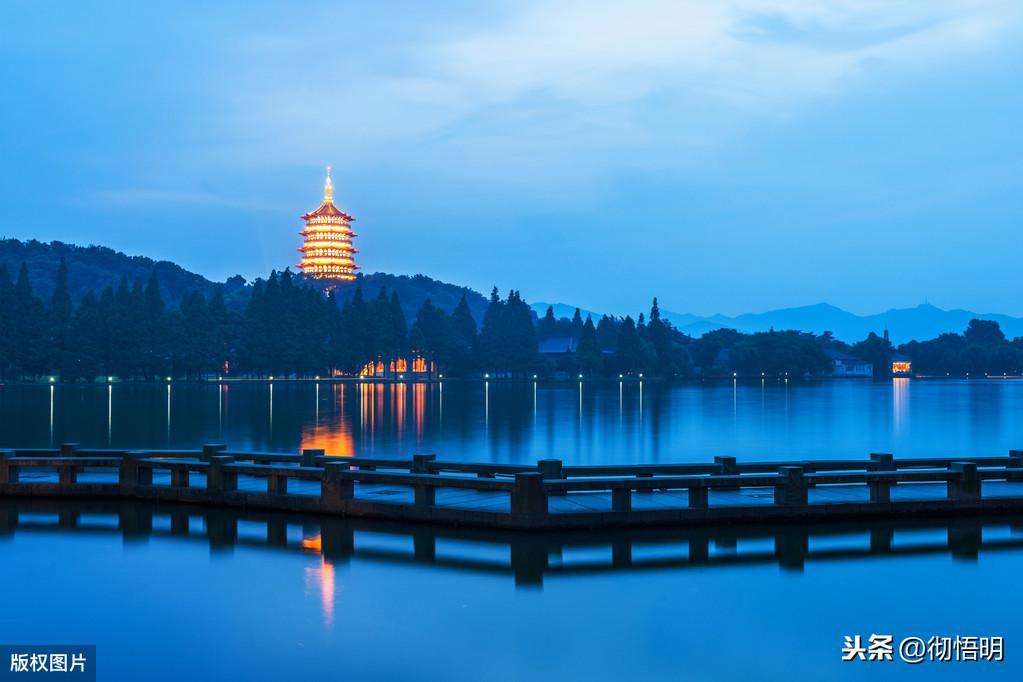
(4, 445), (1023, 530)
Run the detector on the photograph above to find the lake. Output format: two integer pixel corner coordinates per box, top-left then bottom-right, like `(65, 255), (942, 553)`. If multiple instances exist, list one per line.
(3, 378), (1023, 463)
(2, 378), (1022, 680)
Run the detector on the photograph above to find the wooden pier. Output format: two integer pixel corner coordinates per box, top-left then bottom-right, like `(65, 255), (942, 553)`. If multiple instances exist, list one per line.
(4, 445), (1023, 530)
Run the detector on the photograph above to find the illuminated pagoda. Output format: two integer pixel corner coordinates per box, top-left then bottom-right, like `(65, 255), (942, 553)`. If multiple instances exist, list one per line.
(297, 166), (359, 281)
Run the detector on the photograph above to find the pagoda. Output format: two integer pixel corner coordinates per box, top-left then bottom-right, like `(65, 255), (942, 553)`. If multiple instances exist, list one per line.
(297, 166), (359, 281)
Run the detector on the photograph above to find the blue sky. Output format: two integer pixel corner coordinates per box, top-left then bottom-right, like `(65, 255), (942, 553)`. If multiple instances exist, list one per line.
(1, 1), (1021, 316)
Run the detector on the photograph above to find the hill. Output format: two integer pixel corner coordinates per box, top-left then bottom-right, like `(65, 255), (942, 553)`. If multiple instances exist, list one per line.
(0, 239), (248, 309)
(0, 239), (489, 322)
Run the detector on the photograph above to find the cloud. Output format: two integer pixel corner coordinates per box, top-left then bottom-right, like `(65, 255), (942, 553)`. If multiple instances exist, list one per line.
(213, 0), (1021, 186)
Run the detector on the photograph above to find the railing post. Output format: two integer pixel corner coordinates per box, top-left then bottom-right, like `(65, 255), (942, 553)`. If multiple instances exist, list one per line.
(170, 466), (190, 489)
(320, 462), (353, 510)
(414, 482), (436, 506)
(59, 462), (77, 487)
(201, 443), (226, 462)
(636, 471), (654, 494)
(119, 451), (149, 490)
(774, 466), (807, 507)
(538, 459), (564, 496)
(869, 452), (894, 470)
(869, 453), (895, 501)
(0, 450), (18, 484)
(267, 473), (288, 496)
(411, 453), (437, 473)
(948, 462), (980, 501)
(60, 443), (80, 457)
(688, 484), (709, 508)
(1009, 450), (1023, 468)
(714, 456), (739, 491)
(869, 476), (891, 502)
(207, 455), (236, 494)
(511, 472), (547, 515)
(302, 448), (324, 467)
(611, 487), (632, 512)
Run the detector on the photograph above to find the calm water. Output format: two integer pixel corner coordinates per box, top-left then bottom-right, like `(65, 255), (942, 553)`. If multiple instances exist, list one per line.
(2, 379), (1023, 680)
(3, 378), (1023, 462)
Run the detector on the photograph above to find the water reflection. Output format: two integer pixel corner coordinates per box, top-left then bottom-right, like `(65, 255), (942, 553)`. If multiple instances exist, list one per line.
(893, 377), (909, 434)
(7, 379), (1023, 464)
(4, 498), (1022, 605)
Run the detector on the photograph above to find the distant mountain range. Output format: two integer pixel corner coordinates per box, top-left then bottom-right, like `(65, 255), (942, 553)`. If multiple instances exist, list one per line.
(531, 301), (1023, 344)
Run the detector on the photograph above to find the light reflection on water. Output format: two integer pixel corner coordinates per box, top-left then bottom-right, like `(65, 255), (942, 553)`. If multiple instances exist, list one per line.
(2, 379), (1023, 463)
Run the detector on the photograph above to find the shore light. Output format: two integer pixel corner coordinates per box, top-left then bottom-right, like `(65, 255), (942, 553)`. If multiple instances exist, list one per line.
(484, 373), (490, 379)
(578, 374), (583, 379)
(49, 377), (55, 383)
(166, 376), (172, 382)
(532, 374), (537, 379)
(107, 376), (113, 383)
(439, 374), (444, 379)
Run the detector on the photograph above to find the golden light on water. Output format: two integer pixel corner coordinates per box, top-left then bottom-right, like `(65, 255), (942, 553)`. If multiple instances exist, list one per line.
(302, 534), (336, 628)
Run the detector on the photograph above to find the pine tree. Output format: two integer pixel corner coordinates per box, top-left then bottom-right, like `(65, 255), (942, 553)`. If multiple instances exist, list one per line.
(571, 308), (583, 339)
(12, 263), (48, 379)
(576, 315), (603, 375)
(448, 294), (478, 375)
(49, 258), (74, 379)
(0, 265), (14, 380)
(538, 306), (558, 340)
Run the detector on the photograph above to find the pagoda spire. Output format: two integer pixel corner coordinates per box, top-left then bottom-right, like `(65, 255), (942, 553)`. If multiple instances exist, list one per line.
(324, 165), (333, 204)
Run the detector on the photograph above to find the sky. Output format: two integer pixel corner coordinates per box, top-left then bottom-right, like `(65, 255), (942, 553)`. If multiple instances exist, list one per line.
(1, 1), (1021, 317)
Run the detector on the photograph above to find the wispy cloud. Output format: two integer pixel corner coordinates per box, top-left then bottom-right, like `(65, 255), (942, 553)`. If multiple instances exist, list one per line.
(216, 0), (1020, 173)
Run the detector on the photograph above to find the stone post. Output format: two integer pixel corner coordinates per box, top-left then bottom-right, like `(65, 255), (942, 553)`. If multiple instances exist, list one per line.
(320, 462), (353, 511)
(538, 459), (564, 496)
(118, 451), (150, 490)
(206, 455), (236, 494)
(170, 467), (190, 488)
(302, 448), (324, 468)
(267, 473), (288, 496)
(414, 482), (436, 506)
(1009, 450), (1023, 468)
(774, 466), (808, 507)
(869, 452), (894, 470)
(59, 463), (77, 486)
(688, 485), (709, 508)
(714, 456), (739, 490)
(0, 450), (18, 484)
(411, 453), (437, 473)
(60, 443), (80, 457)
(511, 472), (547, 515)
(948, 462), (980, 501)
(201, 443), (226, 462)
(611, 487), (632, 512)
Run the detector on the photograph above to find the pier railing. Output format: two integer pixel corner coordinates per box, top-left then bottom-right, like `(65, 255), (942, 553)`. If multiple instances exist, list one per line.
(3, 445), (1023, 529)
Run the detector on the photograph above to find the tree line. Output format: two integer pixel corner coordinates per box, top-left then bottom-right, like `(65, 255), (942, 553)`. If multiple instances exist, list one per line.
(3, 260), (1021, 381)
